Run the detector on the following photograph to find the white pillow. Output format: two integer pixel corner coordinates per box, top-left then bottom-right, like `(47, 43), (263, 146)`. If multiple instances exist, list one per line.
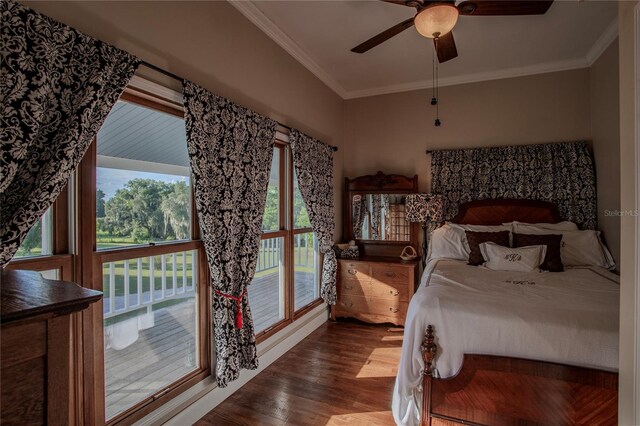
(510, 227), (615, 269)
(560, 230), (615, 269)
(428, 224), (469, 261)
(448, 222), (511, 233)
(510, 221), (579, 232)
(479, 242), (547, 273)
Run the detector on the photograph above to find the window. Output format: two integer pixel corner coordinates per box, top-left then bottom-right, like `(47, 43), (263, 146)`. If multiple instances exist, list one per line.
(78, 90), (210, 425)
(247, 137), (322, 339)
(13, 206), (53, 258)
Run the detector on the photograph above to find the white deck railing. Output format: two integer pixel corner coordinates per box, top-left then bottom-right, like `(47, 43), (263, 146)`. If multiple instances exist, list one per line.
(104, 236), (316, 321)
(103, 251), (196, 319)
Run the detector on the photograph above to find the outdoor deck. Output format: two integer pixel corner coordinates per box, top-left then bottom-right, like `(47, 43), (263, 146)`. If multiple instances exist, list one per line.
(104, 270), (317, 418)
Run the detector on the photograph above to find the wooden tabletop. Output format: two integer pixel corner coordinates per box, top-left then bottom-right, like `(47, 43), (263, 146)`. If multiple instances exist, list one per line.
(1, 269), (102, 324)
(337, 255), (420, 265)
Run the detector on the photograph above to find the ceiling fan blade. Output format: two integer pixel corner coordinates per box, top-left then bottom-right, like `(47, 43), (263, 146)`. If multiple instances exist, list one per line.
(434, 31), (458, 63)
(380, 0), (412, 6)
(457, 1), (553, 16)
(351, 18), (416, 53)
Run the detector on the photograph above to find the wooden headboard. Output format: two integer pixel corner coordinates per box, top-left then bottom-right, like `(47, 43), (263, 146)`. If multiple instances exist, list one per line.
(451, 199), (562, 225)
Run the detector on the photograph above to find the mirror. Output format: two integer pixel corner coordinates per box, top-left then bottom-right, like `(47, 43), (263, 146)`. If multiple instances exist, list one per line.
(344, 172), (418, 257)
(352, 194), (410, 241)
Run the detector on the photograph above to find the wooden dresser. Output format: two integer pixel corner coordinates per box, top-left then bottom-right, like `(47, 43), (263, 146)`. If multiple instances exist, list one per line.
(332, 257), (418, 326)
(1, 269), (102, 425)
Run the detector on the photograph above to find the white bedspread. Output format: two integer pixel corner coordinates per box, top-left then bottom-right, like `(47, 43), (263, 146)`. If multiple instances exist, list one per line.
(392, 259), (620, 426)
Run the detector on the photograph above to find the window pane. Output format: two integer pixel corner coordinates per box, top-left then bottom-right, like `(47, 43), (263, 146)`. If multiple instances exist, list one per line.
(96, 101), (190, 250)
(262, 150), (280, 231)
(14, 207), (53, 259)
(294, 232), (319, 310)
(293, 169), (311, 229)
(103, 250), (198, 419)
(248, 237), (284, 333)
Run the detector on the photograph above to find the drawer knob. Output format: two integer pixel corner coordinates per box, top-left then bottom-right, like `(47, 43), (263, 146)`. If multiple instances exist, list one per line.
(390, 290), (399, 296)
(385, 271), (396, 277)
(347, 302), (353, 308)
(389, 307), (399, 313)
(348, 269), (358, 275)
(345, 285), (353, 290)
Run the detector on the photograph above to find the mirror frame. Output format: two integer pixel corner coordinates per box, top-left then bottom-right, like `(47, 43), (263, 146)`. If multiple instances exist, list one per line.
(343, 171), (419, 257)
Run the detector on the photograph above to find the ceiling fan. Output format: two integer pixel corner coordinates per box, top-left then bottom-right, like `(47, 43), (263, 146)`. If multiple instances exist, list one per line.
(351, 0), (554, 63)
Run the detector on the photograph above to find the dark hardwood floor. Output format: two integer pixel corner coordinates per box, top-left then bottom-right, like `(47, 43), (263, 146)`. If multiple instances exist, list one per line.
(196, 320), (404, 426)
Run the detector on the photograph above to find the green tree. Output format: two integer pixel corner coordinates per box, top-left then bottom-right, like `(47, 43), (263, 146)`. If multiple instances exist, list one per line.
(18, 220), (42, 255)
(262, 186), (279, 230)
(161, 181), (190, 239)
(96, 189), (106, 218)
(102, 179), (172, 242)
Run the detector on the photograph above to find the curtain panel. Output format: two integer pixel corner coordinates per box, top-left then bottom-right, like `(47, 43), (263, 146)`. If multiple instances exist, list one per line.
(431, 141), (597, 229)
(183, 80), (276, 387)
(0, 0), (139, 265)
(290, 130), (337, 305)
(352, 195), (369, 240)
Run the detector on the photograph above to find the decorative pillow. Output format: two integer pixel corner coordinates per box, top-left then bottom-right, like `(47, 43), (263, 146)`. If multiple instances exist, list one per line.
(509, 227), (615, 269)
(513, 233), (564, 272)
(511, 221), (579, 233)
(479, 242), (547, 273)
(449, 223), (511, 233)
(465, 231), (511, 266)
(560, 230), (616, 269)
(427, 224), (469, 261)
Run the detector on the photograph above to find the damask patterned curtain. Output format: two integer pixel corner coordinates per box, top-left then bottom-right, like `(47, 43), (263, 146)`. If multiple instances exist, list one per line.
(0, 1), (139, 265)
(183, 81), (276, 387)
(370, 194), (383, 240)
(352, 196), (368, 239)
(290, 130), (337, 304)
(431, 141), (597, 229)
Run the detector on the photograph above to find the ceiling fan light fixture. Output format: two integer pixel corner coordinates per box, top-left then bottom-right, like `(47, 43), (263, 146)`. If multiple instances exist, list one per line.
(414, 3), (459, 39)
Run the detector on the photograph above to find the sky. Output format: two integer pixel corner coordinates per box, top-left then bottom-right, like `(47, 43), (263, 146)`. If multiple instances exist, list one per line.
(97, 167), (189, 200)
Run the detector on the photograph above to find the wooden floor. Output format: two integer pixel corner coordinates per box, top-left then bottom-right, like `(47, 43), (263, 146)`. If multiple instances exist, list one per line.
(196, 321), (404, 426)
(104, 270), (317, 418)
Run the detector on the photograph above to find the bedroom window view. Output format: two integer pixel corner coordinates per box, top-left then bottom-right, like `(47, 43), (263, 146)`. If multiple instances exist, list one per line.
(95, 100), (199, 419)
(293, 171), (319, 309)
(248, 143), (321, 336)
(13, 206), (52, 259)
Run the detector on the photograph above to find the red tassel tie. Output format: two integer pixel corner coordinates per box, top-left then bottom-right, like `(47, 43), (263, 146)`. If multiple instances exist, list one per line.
(214, 289), (247, 329)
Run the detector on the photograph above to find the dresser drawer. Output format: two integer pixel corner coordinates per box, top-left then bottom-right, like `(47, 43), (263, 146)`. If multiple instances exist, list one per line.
(335, 295), (408, 325)
(339, 261), (370, 283)
(370, 264), (412, 284)
(339, 279), (409, 301)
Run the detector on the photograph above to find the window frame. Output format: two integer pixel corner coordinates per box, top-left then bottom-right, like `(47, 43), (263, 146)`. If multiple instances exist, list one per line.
(253, 135), (323, 343)
(77, 88), (211, 426)
(6, 187), (72, 280)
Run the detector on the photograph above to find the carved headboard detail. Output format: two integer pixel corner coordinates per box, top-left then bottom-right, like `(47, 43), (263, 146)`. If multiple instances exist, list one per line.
(451, 199), (562, 226)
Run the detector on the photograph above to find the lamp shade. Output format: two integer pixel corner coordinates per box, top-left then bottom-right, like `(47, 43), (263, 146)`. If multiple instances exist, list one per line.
(414, 3), (459, 39)
(405, 194), (444, 223)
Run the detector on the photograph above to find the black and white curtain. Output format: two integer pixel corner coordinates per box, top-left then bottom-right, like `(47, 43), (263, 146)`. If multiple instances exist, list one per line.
(352, 195), (369, 239)
(0, 0), (139, 265)
(370, 194), (383, 240)
(431, 141), (597, 229)
(183, 81), (276, 387)
(290, 130), (337, 305)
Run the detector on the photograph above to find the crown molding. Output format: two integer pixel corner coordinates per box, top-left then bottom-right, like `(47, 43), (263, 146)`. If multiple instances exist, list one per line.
(585, 17), (619, 66)
(231, 1), (619, 100)
(342, 57), (589, 99)
(228, 0), (347, 98)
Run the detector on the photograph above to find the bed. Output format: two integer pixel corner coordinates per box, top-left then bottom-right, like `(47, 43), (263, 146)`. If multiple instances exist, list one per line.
(392, 199), (619, 426)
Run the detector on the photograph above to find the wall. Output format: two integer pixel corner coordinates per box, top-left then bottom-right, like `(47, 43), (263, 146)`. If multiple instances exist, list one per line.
(344, 69), (591, 193)
(618, 1), (639, 423)
(23, 0), (345, 235)
(590, 40), (621, 266)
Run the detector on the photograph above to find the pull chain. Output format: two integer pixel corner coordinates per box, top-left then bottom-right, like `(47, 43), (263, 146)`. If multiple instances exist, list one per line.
(433, 39), (441, 127)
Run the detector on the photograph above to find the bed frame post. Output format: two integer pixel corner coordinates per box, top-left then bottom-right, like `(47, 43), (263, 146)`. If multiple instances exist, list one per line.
(421, 325), (437, 426)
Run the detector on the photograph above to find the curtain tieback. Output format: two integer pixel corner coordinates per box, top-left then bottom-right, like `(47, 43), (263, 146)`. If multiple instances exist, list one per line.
(214, 289), (247, 329)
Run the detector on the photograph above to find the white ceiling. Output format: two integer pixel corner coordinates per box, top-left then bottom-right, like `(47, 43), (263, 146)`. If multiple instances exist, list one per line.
(231, 0), (618, 99)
